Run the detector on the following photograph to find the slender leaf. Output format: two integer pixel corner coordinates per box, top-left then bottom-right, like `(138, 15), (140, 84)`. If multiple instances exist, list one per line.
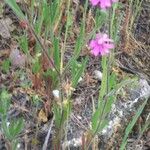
(5, 0), (25, 20)
(120, 98), (148, 150)
(72, 57), (88, 88)
(53, 37), (60, 70)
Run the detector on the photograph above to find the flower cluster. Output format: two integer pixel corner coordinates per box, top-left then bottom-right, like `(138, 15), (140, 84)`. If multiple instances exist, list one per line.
(89, 0), (117, 56)
(89, 33), (114, 56)
(90, 0), (118, 9)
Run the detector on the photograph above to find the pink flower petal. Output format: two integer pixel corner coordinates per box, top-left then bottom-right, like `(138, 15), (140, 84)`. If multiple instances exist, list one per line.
(90, 0), (100, 6)
(91, 49), (100, 56)
(90, 0), (118, 9)
(89, 33), (114, 56)
(89, 40), (97, 48)
(105, 43), (114, 49)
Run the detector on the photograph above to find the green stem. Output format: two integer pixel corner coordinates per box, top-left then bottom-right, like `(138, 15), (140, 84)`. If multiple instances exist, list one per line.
(86, 8), (112, 150)
(60, 0), (71, 74)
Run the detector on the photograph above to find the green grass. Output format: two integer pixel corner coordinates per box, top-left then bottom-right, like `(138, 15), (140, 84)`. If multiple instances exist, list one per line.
(120, 98), (148, 150)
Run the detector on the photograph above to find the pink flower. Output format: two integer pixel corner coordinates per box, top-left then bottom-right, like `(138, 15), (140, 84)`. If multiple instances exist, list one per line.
(90, 0), (118, 9)
(89, 33), (114, 56)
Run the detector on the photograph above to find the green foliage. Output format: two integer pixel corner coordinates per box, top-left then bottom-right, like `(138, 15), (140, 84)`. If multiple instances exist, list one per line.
(71, 57), (88, 88)
(74, 23), (85, 57)
(91, 56), (115, 135)
(43, 69), (58, 89)
(19, 35), (28, 54)
(129, 0), (143, 31)
(2, 118), (24, 141)
(31, 94), (42, 106)
(5, 0), (25, 20)
(139, 115), (150, 138)
(53, 37), (60, 70)
(95, 9), (107, 29)
(64, 24), (85, 73)
(0, 90), (11, 118)
(2, 59), (11, 73)
(98, 56), (108, 104)
(53, 99), (72, 129)
(48, 0), (62, 27)
(0, 2), (4, 16)
(64, 0), (89, 72)
(0, 90), (24, 149)
(53, 99), (72, 149)
(32, 59), (41, 74)
(110, 2), (120, 40)
(53, 103), (62, 129)
(120, 98), (148, 150)
(92, 105), (109, 132)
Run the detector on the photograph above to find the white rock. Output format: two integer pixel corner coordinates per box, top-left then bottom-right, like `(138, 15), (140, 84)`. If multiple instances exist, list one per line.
(77, 115), (82, 120)
(94, 70), (103, 81)
(17, 144), (21, 149)
(52, 90), (60, 99)
(62, 137), (82, 149)
(78, 77), (83, 83)
(139, 79), (150, 98)
(6, 121), (10, 127)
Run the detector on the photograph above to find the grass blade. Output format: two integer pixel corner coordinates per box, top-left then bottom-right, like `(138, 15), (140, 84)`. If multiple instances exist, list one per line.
(5, 0), (25, 20)
(120, 98), (148, 150)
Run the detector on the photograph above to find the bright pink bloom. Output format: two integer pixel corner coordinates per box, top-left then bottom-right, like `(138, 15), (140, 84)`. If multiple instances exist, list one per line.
(90, 0), (118, 9)
(89, 33), (114, 56)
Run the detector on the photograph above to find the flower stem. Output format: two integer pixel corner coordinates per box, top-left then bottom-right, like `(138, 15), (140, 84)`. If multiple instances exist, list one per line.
(86, 8), (112, 150)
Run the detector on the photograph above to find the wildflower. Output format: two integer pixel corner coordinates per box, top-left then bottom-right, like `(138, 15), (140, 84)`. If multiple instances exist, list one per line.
(89, 33), (114, 56)
(90, 0), (118, 9)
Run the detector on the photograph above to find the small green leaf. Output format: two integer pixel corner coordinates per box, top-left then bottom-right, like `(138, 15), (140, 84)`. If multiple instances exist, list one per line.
(98, 56), (107, 103)
(8, 118), (23, 140)
(92, 109), (101, 132)
(72, 57), (88, 88)
(53, 104), (62, 129)
(109, 72), (117, 90)
(0, 90), (11, 117)
(2, 120), (11, 140)
(43, 69), (58, 88)
(103, 96), (115, 114)
(53, 37), (60, 70)
(2, 59), (11, 73)
(32, 60), (41, 74)
(19, 35), (28, 54)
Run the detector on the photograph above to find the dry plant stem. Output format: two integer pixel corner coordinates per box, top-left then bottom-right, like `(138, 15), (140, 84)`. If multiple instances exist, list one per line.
(86, 9), (112, 150)
(135, 114), (150, 144)
(60, 0), (71, 74)
(27, 23), (64, 103)
(42, 117), (54, 150)
(53, 1), (64, 33)
(5, 140), (12, 150)
(27, 23), (64, 149)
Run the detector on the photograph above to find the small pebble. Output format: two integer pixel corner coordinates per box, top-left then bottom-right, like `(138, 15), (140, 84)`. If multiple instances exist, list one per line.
(94, 70), (103, 81)
(78, 77), (83, 83)
(52, 90), (60, 99)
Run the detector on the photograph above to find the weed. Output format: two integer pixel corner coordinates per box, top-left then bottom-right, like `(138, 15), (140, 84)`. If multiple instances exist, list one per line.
(0, 90), (24, 150)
